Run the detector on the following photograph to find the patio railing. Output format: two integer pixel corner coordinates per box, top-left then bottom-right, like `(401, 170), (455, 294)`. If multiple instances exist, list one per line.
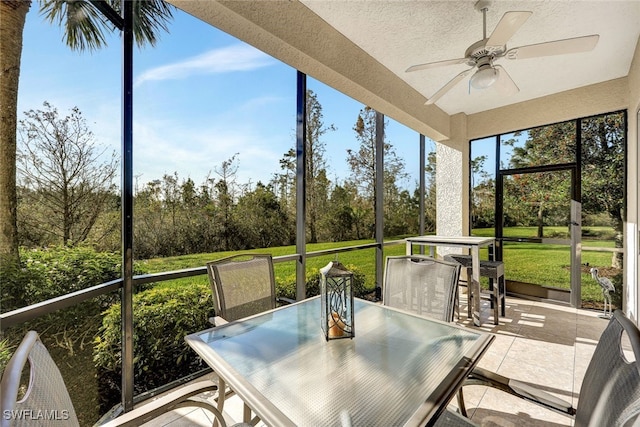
(0, 240), (402, 330)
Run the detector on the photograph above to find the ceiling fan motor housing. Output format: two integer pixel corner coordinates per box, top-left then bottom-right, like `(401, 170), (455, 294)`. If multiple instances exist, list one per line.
(465, 39), (504, 66)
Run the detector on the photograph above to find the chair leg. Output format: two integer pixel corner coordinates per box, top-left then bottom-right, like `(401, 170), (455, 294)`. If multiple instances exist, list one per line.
(457, 388), (468, 417)
(215, 377), (227, 427)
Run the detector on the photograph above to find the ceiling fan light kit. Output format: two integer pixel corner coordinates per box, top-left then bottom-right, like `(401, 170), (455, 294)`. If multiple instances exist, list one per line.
(470, 61), (498, 90)
(407, 0), (600, 106)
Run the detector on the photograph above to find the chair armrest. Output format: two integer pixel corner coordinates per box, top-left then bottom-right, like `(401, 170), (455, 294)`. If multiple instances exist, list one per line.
(208, 316), (229, 326)
(466, 366), (575, 417)
(97, 381), (231, 427)
(276, 297), (296, 305)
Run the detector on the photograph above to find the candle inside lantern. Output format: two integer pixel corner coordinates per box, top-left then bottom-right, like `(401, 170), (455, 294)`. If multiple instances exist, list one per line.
(328, 311), (346, 338)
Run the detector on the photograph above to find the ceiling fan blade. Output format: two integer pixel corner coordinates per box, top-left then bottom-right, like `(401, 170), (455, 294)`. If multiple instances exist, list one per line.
(485, 11), (532, 52)
(425, 68), (473, 105)
(505, 34), (599, 60)
(493, 65), (519, 96)
(406, 57), (467, 73)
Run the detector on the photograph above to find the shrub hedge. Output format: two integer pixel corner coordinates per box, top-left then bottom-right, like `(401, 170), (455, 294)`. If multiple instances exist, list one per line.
(276, 264), (368, 300)
(2, 246), (148, 312)
(1, 247), (149, 352)
(0, 339), (13, 375)
(93, 282), (214, 412)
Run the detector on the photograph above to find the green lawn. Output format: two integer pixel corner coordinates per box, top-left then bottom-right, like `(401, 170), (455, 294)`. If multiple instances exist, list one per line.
(140, 240), (407, 293)
(140, 230), (621, 306)
(502, 242), (615, 300)
(473, 227), (620, 304)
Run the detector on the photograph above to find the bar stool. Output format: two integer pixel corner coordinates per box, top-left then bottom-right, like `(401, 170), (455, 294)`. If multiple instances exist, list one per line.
(443, 254), (505, 324)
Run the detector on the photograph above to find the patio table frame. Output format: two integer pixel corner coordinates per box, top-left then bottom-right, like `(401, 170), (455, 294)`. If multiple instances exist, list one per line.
(405, 236), (496, 326)
(185, 296), (493, 427)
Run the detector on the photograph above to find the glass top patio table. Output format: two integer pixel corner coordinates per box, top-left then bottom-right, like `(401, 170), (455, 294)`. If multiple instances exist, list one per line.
(185, 296), (494, 427)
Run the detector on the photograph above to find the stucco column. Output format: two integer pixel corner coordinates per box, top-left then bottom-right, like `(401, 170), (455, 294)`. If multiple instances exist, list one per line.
(627, 107), (639, 322)
(436, 113), (469, 256)
(626, 38), (640, 322)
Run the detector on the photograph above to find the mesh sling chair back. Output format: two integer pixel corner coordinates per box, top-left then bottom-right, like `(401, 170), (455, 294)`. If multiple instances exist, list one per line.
(205, 253), (294, 425)
(0, 331), (79, 427)
(206, 254), (293, 324)
(447, 309), (640, 427)
(571, 308), (640, 425)
(383, 255), (461, 322)
(0, 331), (242, 427)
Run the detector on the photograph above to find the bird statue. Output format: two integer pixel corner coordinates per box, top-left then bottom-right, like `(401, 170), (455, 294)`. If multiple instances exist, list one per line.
(590, 267), (615, 318)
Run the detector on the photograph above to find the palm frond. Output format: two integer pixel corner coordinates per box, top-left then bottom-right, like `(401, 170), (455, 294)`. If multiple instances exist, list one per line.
(108, 0), (173, 48)
(40, 0), (109, 51)
(39, 0), (174, 51)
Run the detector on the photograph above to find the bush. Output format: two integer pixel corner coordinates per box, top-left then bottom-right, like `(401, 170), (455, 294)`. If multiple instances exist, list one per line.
(0, 339), (14, 375)
(20, 246), (146, 304)
(0, 260), (40, 311)
(2, 246), (148, 312)
(583, 213), (615, 228)
(276, 265), (368, 299)
(94, 283), (214, 413)
(1, 246), (149, 353)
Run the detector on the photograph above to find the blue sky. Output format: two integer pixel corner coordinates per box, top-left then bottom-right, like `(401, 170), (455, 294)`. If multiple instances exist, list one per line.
(19, 5), (431, 192)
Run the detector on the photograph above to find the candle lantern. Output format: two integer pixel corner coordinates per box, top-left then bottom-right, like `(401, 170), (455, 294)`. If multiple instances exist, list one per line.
(320, 261), (355, 340)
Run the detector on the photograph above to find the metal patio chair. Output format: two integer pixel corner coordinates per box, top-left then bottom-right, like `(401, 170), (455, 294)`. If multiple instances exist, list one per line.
(437, 309), (640, 426)
(205, 253), (294, 425)
(383, 255), (461, 322)
(0, 331), (246, 427)
(206, 253), (294, 325)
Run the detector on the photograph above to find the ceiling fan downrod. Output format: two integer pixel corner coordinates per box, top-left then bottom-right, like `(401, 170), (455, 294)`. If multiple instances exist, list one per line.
(475, 0), (491, 40)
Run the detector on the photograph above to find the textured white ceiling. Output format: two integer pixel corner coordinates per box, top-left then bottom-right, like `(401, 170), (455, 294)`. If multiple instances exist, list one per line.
(301, 0), (640, 115)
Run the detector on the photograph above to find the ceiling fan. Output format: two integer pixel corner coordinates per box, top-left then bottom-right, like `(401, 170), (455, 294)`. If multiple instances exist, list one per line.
(407, 0), (599, 105)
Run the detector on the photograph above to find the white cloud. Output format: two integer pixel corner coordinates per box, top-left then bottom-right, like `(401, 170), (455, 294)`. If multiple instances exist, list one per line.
(134, 44), (275, 87)
(130, 116), (286, 188)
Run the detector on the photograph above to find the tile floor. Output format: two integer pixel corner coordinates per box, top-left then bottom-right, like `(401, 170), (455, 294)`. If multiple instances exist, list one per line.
(141, 293), (611, 427)
(452, 294), (608, 427)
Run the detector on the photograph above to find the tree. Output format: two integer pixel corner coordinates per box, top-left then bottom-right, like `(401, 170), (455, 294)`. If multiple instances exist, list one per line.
(235, 182), (292, 249)
(423, 150), (438, 232)
(0, 1), (28, 266)
(347, 106), (405, 237)
(279, 90), (334, 243)
(213, 154), (241, 251)
(321, 184), (355, 241)
(503, 123), (575, 237)
(0, 0), (173, 266)
(500, 114), (625, 257)
(470, 155), (495, 229)
(581, 112), (625, 267)
(17, 102), (118, 246)
(304, 90), (334, 243)
(274, 147), (296, 219)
